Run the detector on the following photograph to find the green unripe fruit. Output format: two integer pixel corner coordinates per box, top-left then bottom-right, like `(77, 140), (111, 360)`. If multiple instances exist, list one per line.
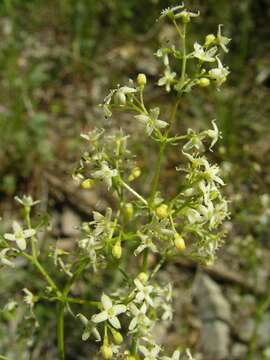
(123, 203), (134, 222)
(112, 241), (122, 259)
(156, 204), (169, 219)
(111, 329), (123, 345)
(128, 167), (141, 181)
(101, 345), (113, 359)
(81, 179), (95, 189)
(174, 233), (186, 251)
(197, 78), (210, 87)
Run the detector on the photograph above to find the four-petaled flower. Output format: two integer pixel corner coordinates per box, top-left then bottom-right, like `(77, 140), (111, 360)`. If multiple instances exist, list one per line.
(92, 162), (118, 189)
(193, 42), (217, 62)
(134, 278), (154, 306)
(203, 120), (220, 150)
(217, 24), (231, 53)
(158, 68), (176, 92)
(4, 221), (35, 251)
(135, 108), (168, 136)
(91, 293), (126, 329)
(139, 344), (161, 360)
(128, 302), (151, 331)
(162, 349), (181, 360)
(209, 57), (230, 87)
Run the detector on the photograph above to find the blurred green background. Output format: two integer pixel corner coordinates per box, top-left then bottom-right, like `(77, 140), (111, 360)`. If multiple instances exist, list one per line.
(0, 0), (270, 358)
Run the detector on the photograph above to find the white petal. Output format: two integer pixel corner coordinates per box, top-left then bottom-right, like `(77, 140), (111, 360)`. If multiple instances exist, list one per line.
(4, 233), (16, 241)
(109, 316), (121, 329)
(12, 221), (22, 233)
(113, 304), (126, 316)
(129, 317), (137, 331)
(91, 310), (108, 323)
(16, 237), (26, 251)
(101, 293), (112, 310)
(23, 229), (36, 238)
(134, 278), (143, 291)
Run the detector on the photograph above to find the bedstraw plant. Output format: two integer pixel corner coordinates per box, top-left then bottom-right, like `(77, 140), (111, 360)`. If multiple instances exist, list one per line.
(0, 4), (230, 359)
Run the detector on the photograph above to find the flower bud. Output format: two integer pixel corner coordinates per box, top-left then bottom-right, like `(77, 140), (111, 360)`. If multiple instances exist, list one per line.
(155, 204), (169, 219)
(123, 203), (134, 222)
(174, 234), (186, 251)
(81, 179), (95, 189)
(137, 73), (147, 87)
(205, 34), (216, 46)
(101, 344), (113, 359)
(114, 90), (126, 105)
(128, 167), (141, 182)
(197, 78), (210, 87)
(112, 241), (122, 259)
(111, 328), (123, 345)
(137, 272), (148, 284)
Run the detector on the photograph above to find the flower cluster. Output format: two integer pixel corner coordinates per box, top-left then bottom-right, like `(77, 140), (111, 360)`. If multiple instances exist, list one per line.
(0, 4), (230, 359)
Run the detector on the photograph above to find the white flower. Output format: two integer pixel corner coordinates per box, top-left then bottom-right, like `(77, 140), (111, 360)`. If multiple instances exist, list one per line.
(92, 162), (118, 189)
(0, 248), (17, 267)
(158, 68), (176, 92)
(15, 195), (40, 208)
(91, 293), (126, 329)
(186, 208), (203, 224)
(4, 221), (35, 251)
(209, 57), (229, 87)
(175, 9), (200, 22)
(203, 120), (220, 149)
(128, 302), (151, 331)
(134, 278), (154, 306)
(217, 24), (231, 53)
(135, 108), (168, 136)
(134, 232), (157, 256)
(23, 288), (35, 308)
(162, 349), (181, 360)
(193, 42), (217, 62)
(183, 129), (204, 152)
(139, 344), (161, 360)
(77, 313), (101, 342)
(203, 160), (224, 186)
(160, 4), (184, 19)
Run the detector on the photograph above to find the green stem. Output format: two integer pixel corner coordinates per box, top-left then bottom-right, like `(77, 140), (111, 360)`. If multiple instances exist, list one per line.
(180, 22), (187, 87)
(25, 208), (37, 259)
(57, 303), (65, 360)
(120, 179), (148, 206)
(149, 141), (166, 205)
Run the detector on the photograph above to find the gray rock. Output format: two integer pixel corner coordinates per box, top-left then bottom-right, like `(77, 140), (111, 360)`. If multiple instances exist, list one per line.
(231, 342), (248, 359)
(61, 207), (80, 237)
(198, 320), (230, 359)
(193, 272), (231, 322)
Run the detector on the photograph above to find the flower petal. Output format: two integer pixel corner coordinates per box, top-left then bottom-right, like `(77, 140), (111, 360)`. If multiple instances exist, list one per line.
(16, 237), (26, 251)
(23, 229), (36, 238)
(4, 233), (16, 242)
(91, 310), (108, 323)
(109, 316), (121, 329)
(113, 304), (126, 316)
(101, 293), (112, 310)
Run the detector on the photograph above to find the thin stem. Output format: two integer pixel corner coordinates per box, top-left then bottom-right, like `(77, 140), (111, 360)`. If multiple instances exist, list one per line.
(57, 303), (65, 360)
(25, 209), (37, 259)
(120, 179), (148, 206)
(180, 22), (187, 87)
(149, 141), (166, 205)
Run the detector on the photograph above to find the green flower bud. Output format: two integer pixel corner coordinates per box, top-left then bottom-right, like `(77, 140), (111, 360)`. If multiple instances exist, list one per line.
(81, 179), (95, 189)
(156, 204), (169, 219)
(112, 241), (122, 259)
(123, 203), (134, 222)
(137, 73), (147, 87)
(197, 78), (210, 87)
(205, 34), (216, 46)
(137, 272), (148, 284)
(128, 167), (141, 181)
(174, 233), (186, 251)
(101, 344), (113, 359)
